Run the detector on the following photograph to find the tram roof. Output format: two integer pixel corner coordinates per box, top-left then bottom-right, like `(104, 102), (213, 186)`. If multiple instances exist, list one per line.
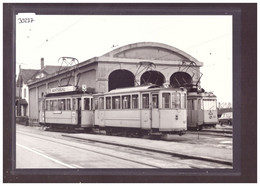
(97, 84), (185, 95)
(109, 85), (159, 93)
(187, 91), (217, 98)
(45, 90), (92, 98)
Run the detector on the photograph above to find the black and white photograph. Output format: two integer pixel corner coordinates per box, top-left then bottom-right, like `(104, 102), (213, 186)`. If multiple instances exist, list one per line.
(3, 3), (257, 183)
(16, 12), (233, 168)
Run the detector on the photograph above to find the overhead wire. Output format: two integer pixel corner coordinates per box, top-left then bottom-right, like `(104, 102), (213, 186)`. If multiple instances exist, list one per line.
(37, 18), (83, 49)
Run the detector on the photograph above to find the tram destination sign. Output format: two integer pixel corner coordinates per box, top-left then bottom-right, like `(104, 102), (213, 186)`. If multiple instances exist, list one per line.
(49, 86), (76, 93)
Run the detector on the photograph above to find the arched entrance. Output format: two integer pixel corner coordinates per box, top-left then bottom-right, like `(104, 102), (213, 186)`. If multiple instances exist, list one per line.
(140, 70), (165, 86)
(170, 72), (192, 88)
(108, 70), (135, 91)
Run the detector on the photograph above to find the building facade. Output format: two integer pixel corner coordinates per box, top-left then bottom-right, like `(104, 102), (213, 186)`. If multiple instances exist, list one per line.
(27, 42), (203, 122)
(16, 68), (38, 116)
(16, 58), (68, 117)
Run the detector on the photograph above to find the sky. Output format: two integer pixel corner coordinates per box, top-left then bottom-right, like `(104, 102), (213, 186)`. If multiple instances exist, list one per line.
(16, 14), (232, 104)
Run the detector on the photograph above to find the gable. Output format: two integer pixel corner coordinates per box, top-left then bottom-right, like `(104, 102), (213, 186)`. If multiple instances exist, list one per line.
(102, 42), (199, 63)
(16, 69), (38, 86)
(114, 46), (188, 61)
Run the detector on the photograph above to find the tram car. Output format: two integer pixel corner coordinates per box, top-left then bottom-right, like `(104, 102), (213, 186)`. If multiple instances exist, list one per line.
(187, 91), (218, 130)
(39, 86), (94, 131)
(93, 84), (187, 136)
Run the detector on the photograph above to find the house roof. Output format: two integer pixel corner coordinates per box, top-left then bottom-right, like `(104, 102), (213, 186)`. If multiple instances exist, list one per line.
(16, 69), (38, 87)
(17, 66), (69, 86)
(15, 98), (28, 105)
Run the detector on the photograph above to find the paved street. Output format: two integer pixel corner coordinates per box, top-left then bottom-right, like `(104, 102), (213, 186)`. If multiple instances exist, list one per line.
(16, 131), (156, 168)
(16, 124), (232, 169)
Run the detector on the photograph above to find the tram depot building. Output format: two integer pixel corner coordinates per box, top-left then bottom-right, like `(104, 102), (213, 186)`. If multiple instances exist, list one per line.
(24, 42), (203, 123)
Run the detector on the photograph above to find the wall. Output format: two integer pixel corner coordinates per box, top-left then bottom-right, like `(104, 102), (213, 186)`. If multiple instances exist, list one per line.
(77, 70), (96, 89)
(29, 87), (37, 121)
(21, 84), (29, 116)
(48, 80), (59, 89)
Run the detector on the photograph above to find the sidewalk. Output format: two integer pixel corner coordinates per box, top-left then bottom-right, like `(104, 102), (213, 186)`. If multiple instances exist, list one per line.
(63, 132), (233, 165)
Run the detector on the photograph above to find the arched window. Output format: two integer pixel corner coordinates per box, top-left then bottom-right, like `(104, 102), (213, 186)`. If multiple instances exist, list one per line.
(140, 70), (165, 86)
(108, 70), (135, 91)
(170, 72), (192, 88)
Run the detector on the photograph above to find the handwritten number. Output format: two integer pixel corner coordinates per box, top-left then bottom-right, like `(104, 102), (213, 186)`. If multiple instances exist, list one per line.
(18, 18), (35, 24)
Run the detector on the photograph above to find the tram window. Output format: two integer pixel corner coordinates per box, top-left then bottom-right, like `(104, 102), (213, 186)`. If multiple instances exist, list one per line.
(184, 93), (187, 109)
(203, 99), (217, 110)
(92, 98), (98, 110)
(66, 99), (71, 110)
(172, 93), (176, 109)
(106, 97), (111, 109)
(78, 99), (82, 111)
(99, 97), (104, 109)
(180, 94), (186, 109)
(72, 99), (77, 110)
(94, 98), (98, 110)
(84, 98), (90, 110)
(132, 94), (139, 109)
(142, 94), (150, 109)
(50, 100), (53, 111)
(58, 99), (65, 110)
(162, 93), (170, 108)
(53, 100), (58, 111)
(152, 94), (158, 108)
(122, 95), (130, 109)
(175, 93), (180, 109)
(58, 100), (61, 110)
(50, 100), (54, 111)
(46, 100), (49, 111)
(112, 96), (121, 109)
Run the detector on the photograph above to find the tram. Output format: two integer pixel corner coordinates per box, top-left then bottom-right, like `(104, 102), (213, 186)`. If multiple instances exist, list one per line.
(93, 84), (187, 136)
(39, 86), (94, 131)
(187, 91), (218, 130)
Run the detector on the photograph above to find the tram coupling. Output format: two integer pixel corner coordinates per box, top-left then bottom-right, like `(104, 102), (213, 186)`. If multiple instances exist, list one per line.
(178, 130), (186, 136)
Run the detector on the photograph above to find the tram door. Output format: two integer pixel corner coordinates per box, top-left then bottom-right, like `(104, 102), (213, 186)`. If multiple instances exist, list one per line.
(188, 99), (201, 127)
(141, 93), (151, 129)
(72, 98), (82, 126)
(77, 98), (82, 126)
(197, 99), (204, 125)
(151, 93), (159, 129)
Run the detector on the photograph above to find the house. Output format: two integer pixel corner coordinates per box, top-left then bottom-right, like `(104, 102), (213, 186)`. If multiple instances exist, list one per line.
(16, 67), (38, 116)
(16, 58), (68, 117)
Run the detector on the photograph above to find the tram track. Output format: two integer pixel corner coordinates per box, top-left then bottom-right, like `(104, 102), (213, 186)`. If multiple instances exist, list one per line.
(17, 130), (232, 168)
(201, 128), (232, 134)
(187, 131), (232, 138)
(186, 126), (233, 138)
(17, 131), (162, 168)
(61, 134), (233, 167)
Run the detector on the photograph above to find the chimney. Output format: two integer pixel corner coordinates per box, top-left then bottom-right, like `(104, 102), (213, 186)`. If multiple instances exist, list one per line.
(41, 58), (44, 69)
